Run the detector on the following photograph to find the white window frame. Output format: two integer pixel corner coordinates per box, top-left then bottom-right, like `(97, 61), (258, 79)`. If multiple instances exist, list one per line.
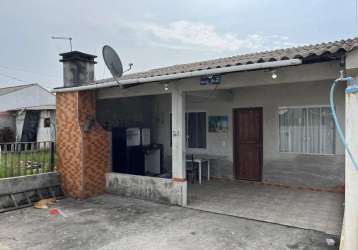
(277, 105), (336, 155)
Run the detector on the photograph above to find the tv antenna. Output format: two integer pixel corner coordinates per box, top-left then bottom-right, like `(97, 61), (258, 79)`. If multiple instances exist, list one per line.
(51, 36), (73, 51)
(102, 45), (133, 86)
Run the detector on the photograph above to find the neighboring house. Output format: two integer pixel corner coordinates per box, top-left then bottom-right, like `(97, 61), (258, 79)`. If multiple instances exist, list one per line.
(0, 84), (56, 143)
(53, 38), (358, 201)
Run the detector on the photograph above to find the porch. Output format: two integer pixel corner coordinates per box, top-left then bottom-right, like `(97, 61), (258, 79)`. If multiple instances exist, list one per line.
(97, 79), (346, 192)
(188, 180), (344, 235)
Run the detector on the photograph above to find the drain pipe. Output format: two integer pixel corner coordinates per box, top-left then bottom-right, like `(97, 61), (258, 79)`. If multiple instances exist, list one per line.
(53, 59), (302, 93)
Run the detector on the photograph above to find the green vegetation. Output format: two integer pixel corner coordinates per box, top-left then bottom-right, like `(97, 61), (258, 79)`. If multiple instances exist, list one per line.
(0, 149), (55, 179)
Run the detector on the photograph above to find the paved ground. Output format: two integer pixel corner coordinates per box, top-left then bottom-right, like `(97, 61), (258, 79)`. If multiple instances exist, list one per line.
(188, 180), (344, 235)
(0, 194), (338, 250)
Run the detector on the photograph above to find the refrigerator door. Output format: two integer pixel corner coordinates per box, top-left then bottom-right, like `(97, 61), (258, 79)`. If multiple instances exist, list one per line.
(141, 128), (150, 146)
(145, 148), (161, 174)
(112, 127), (128, 174)
(126, 128), (141, 146)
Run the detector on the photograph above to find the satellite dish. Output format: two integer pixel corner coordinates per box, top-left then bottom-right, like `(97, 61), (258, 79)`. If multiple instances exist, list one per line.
(102, 45), (123, 80)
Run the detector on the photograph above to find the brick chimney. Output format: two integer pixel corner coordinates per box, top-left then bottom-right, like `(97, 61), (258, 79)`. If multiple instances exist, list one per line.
(59, 51), (97, 87)
(56, 51), (109, 199)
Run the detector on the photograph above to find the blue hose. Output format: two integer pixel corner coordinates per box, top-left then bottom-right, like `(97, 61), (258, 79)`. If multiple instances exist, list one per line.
(330, 80), (358, 171)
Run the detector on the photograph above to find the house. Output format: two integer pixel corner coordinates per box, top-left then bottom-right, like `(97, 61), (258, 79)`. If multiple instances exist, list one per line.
(54, 38), (358, 247)
(0, 84), (56, 143)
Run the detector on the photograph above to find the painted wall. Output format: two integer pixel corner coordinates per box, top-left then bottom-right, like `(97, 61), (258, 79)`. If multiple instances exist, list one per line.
(97, 95), (155, 129)
(97, 80), (345, 189)
(185, 81), (345, 189)
(14, 110), (56, 142)
(15, 111), (26, 142)
(106, 172), (186, 205)
(97, 94), (172, 172)
(0, 111), (15, 130)
(36, 110), (56, 142)
(0, 111), (16, 142)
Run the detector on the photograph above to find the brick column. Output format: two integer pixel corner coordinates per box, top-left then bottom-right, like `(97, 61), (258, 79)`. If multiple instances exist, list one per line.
(56, 90), (109, 198)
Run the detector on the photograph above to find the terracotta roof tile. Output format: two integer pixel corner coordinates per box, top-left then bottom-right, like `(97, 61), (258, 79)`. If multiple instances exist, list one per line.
(96, 37), (358, 84)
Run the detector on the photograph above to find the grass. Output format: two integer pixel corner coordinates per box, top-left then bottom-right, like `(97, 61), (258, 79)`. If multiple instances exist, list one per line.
(0, 149), (55, 179)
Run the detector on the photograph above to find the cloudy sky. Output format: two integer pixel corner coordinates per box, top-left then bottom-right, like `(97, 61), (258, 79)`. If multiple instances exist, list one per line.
(0, 0), (357, 89)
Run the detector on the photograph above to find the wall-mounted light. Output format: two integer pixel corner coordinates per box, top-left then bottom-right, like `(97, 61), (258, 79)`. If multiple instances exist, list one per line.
(164, 83), (169, 91)
(271, 70), (278, 79)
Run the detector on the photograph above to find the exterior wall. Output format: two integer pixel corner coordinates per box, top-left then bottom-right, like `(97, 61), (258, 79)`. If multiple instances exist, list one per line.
(187, 81), (345, 189)
(15, 111), (25, 142)
(0, 84), (55, 112)
(56, 91), (110, 198)
(36, 110), (56, 142)
(14, 110), (56, 142)
(0, 111), (15, 142)
(0, 112), (15, 130)
(96, 60), (345, 190)
(106, 173), (186, 205)
(106, 81), (344, 189)
(97, 96), (154, 129)
(0, 172), (61, 208)
(97, 94), (172, 173)
(0, 172), (60, 195)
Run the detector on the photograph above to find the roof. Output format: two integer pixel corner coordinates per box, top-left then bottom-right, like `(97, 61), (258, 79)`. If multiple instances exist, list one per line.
(8, 105), (56, 111)
(0, 84), (34, 96)
(0, 83), (56, 112)
(96, 37), (358, 84)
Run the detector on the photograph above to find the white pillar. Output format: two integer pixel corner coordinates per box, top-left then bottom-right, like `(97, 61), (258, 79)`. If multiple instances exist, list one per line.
(171, 87), (186, 179)
(344, 77), (358, 250)
(171, 86), (187, 206)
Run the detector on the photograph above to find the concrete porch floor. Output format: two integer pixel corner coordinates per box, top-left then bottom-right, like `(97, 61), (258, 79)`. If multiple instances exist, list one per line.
(0, 194), (339, 250)
(188, 180), (344, 235)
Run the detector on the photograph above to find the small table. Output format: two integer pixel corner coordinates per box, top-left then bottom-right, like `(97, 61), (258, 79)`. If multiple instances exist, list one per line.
(186, 157), (210, 184)
(186, 154), (225, 184)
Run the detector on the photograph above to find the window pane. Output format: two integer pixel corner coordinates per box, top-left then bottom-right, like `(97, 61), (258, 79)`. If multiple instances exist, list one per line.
(289, 108), (306, 153)
(307, 108), (320, 154)
(187, 112), (206, 149)
(196, 112), (206, 148)
(278, 107), (336, 154)
(187, 113), (196, 148)
(321, 107), (335, 154)
(279, 109), (289, 152)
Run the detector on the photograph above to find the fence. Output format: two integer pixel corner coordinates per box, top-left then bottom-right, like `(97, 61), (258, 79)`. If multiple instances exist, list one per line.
(0, 141), (56, 179)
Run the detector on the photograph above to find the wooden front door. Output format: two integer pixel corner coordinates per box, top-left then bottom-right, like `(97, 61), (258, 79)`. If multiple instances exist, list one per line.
(233, 108), (263, 181)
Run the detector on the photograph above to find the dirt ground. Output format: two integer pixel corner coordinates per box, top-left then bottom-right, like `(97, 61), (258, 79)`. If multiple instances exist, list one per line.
(0, 194), (338, 250)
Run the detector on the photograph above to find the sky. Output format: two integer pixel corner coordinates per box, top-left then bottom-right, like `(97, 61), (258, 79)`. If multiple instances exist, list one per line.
(0, 0), (357, 89)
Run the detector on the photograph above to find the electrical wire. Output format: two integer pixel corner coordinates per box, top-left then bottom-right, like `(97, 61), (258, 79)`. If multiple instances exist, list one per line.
(0, 71), (31, 84)
(330, 80), (358, 171)
(0, 65), (58, 79)
(0, 71), (56, 90)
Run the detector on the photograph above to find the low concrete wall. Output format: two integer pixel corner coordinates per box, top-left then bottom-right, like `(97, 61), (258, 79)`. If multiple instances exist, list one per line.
(0, 172), (61, 209)
(106, 173), (187, 206)
(0, 172), (60, 195)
